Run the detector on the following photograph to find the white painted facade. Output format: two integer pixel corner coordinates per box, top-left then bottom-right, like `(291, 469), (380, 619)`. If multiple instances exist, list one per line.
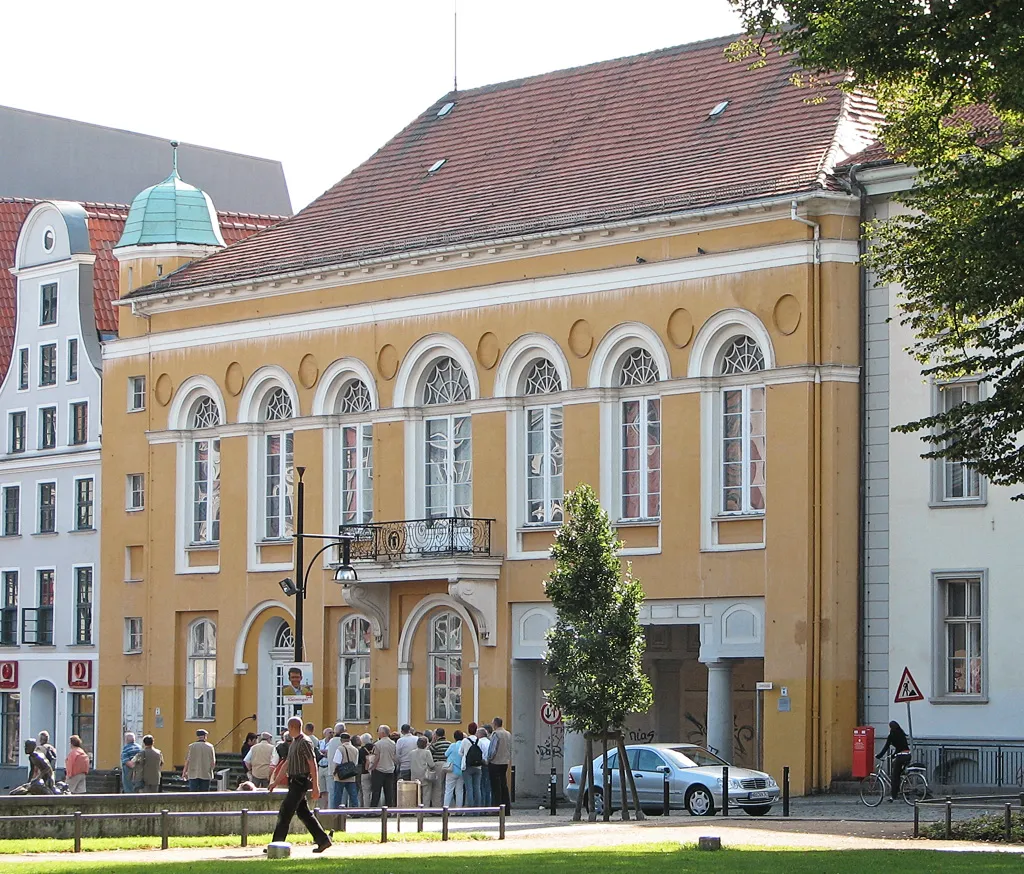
(863, 172), (1024, 783)
(0, 202), (102, 789)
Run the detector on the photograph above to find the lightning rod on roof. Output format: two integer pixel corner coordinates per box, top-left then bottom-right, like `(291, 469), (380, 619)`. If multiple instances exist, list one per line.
(170, 140), (179, 175)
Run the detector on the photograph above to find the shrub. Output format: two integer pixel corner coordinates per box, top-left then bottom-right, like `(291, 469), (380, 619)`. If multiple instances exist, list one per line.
(921, 810), (1024, 843)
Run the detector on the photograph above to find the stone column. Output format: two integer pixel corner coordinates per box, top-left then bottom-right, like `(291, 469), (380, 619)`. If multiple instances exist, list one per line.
(397, 662), (412, 728)
(705, 660), (734, 763)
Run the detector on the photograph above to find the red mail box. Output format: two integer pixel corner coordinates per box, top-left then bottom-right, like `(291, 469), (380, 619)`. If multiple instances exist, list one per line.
(852, 726), (875, 778)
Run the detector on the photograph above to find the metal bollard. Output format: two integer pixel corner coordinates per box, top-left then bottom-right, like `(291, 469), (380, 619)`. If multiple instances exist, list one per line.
(782, 766), (790, 817)
(499, 805), (506, 839)
(340, 813), (347, 832)
(945, 801), (952, 839)
(381, 807), (388, 843)
(240, 809), (248, 847)
(73, 810), (82, 853)
(417, 803), (424, 833)
(1005, 803), (1012, 842)
(913, 802), (919, 837)
(722, 766), (729, 817)
(511, 765), (516, 802)
(160, 809), (170, 850)
(442, 806), (450, 841)
(662, 768), (670, 816)
(397, 810), (401, 833)
(550, 767), (558, 815)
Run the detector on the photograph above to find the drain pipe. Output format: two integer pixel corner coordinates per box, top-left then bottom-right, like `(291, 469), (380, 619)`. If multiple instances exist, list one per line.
(791, 200), (823, 791)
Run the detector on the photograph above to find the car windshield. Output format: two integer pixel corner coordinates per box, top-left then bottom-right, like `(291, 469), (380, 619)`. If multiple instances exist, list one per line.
(665, 747), (728, 768)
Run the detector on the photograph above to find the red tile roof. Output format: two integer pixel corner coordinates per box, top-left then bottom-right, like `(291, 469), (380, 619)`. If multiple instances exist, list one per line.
(134, 34), (879, 297)
(0, 199), (281, 376)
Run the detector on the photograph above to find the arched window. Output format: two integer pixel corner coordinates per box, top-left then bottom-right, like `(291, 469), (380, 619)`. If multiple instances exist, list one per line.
(187, 619), (217, 720)
(523, 359), (564, 524)
(428, 612), (462, 722)
(340, 616), (371, 722)
(262, 388), (294, 539)
(617, 349), (661, 521)
(190, 397), (221, 544)
(718, 336), (765, 514)
(423, 359), (472, 519)
(339, 380), (373, 526)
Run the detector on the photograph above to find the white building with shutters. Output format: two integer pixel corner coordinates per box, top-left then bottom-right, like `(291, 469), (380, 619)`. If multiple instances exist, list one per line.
(0, 202), (103, 790)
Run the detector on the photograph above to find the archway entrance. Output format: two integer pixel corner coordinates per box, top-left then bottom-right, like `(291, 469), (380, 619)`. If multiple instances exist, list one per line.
(257, 619), (294, 738)
(29, 680), (56, 745)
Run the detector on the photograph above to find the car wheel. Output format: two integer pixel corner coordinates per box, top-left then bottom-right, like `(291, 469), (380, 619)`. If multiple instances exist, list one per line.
(740, 805), (771, 816)
(685, 785), (716, 816)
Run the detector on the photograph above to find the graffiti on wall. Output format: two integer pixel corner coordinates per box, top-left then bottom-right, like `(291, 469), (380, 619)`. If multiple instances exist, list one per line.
(683, 711), (755, 767)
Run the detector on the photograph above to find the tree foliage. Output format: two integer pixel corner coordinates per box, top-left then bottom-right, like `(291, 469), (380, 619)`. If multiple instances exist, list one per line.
(543, 484), (653, 736)
(729, 1), (1024, 491)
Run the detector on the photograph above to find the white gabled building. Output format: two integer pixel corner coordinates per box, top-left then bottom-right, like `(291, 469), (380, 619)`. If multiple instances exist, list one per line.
(0, 202), (104, 787)
(859, 162), (1024, 788)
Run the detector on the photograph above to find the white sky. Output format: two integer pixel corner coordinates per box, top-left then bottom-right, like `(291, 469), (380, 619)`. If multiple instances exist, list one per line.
(2, 0), (742, 210)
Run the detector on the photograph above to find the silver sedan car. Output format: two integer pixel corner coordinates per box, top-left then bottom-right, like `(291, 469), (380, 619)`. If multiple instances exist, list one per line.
(565, 743), (780, 816)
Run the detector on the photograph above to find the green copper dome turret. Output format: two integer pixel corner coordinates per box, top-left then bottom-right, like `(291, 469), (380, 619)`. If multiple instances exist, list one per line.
(115, 142), (225, 248)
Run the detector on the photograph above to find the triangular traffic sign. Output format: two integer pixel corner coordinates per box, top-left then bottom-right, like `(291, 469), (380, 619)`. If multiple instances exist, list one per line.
(894, 666), (924, 703)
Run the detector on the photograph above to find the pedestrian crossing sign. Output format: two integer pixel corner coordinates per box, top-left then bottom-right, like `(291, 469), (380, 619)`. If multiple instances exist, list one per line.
(894, 666), (924, 703)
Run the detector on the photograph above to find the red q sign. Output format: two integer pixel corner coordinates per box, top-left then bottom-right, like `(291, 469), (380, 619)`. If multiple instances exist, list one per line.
(0, 662), (16, 689)
(67, 660), (92, 689)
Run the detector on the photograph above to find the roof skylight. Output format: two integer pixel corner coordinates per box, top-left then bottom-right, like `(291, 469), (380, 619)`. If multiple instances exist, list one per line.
(708, 100), (729, 118)
(427, 159), (447, 174)
(437, 102), (455, 118)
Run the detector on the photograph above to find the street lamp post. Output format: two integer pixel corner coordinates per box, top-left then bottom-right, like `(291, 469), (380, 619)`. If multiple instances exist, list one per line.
(277, 465), (358, 711)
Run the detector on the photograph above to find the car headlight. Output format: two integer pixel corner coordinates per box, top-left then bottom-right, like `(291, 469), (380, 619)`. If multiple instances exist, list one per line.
(729, 778), (744, 790)
(766, 776), (778, 789)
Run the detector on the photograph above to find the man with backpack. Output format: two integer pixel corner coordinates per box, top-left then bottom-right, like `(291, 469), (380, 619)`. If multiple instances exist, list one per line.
(462, 722), (484, 807)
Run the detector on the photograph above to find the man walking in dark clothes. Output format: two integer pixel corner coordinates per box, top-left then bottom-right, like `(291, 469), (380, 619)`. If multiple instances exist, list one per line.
(270, 717), (331, 853)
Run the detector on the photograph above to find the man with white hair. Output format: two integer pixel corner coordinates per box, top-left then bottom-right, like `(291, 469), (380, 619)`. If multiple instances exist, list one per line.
(370, 725), (397, 807)
(244, 732), (275, 788)
(120, 732), (141, 793)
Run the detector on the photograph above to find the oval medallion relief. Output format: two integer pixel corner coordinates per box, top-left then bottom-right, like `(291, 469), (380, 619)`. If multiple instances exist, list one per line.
(225, 362), (245, 397)
(773, 294), (802, 336)
(568, 319), (593, 358)
(154, 373), (174, 407)
(476, 332), (500, 370)
(377, 344), (399, 380)
(666, 307), (694, 348)
(298, 353), (319, 389)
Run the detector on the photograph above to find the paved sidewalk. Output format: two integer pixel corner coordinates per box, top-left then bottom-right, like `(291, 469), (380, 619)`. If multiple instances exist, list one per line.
(1, 796), (1018, 865)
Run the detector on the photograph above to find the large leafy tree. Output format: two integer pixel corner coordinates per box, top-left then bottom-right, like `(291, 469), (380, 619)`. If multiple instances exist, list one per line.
(544, 483), (653, 737)
(729, 1), (1024, 490)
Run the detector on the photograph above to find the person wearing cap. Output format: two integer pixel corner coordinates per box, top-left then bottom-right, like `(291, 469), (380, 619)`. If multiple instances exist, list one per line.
(244, 732), (275, 788)
(331, 732), (360, 809)
(182, 729), (216, 791)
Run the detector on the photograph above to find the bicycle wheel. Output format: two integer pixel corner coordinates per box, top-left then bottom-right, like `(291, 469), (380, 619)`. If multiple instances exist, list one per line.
(859, 773), (885, 807)
(902, 771), (928, 804)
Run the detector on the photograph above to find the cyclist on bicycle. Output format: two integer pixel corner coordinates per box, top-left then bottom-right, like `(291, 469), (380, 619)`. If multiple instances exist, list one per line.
(876, 720), (911, 802)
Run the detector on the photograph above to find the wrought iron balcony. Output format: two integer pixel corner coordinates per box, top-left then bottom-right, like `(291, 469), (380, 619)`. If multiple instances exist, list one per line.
(21, 607), (53, 646)
(339, 517), (494, 561)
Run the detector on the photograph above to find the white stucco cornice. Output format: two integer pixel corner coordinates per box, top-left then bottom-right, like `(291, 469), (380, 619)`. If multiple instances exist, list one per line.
(11, 254), (96, 280)
(105, 238), (860, 363)
(115, 190), (859, 316)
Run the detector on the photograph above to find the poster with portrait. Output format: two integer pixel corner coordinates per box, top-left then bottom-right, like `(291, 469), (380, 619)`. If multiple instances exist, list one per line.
(282, 662), (314, 704)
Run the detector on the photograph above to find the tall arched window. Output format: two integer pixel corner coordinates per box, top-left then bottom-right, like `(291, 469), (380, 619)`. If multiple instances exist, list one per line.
(339, 380), (373, 525)
(428, 611), (462, 722)
(187, 619), (217, 719)
(618, 349), (661, 520)
(190, 396), (221, 544)
(719, 336), (765, 514)
(340, 616), (371, 722)
(262, 388), (294, 539)
(423, 358), (472, 519)
(523, 359), (564, 524)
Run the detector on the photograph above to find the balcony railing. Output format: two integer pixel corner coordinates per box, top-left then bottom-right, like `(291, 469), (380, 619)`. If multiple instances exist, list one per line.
(21, 607), (53, 646)
(339, 517), (494, 561)
(0, 607), (16, 646)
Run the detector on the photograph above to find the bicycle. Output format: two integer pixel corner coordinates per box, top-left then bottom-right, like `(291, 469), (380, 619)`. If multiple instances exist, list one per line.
(859, 754), (929, 806)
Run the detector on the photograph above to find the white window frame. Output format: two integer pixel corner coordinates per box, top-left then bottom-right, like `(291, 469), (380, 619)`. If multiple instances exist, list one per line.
(37, 481), (56, 534)
(126, 474), (145, 512)
(340, 616), (371, 723)
(39, 406), (57, 450)
(932, 570), (987, 703)
(719, 382), (766, 516)
(931, 379), (985, 507)
(67, 338), (78, 384)
(1, 485), (19, 537)
(186, 618), (217, 720)
(427, 611), (462, 723)
(69, 400), (88, 446)
(16, 348), (29, 392)
(263, 429), (294, 539)
(340, 423), (373, 526)
(619, 395), (661, 522)
(8, 410), (26, 454)
(39, 343), (57, 388)
(124, 617), (143, 654)
(73, 477), (94, 531)
(424, 414), (472, 520)
(128, 376), (146, 412)
(73, 566), (93, 646)
(39, 282), (58, 327)
(524, 403), (564, 525)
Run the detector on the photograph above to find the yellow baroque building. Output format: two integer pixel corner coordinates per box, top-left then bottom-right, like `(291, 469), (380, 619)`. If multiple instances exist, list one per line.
(98, 36), (878, 794)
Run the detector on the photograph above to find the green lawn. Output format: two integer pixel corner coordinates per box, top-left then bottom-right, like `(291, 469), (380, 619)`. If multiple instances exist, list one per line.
(1, 843), (1022, 874)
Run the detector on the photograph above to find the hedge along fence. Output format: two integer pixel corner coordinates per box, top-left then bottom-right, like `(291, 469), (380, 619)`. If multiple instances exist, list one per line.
(914, 794), (1024, 842)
